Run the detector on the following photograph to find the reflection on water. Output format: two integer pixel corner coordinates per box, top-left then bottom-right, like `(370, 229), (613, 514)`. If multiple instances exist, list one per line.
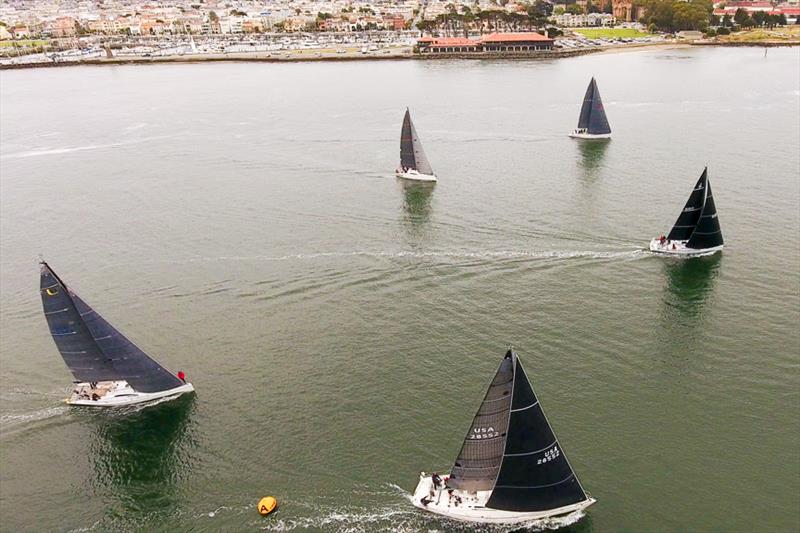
(660, 254), (722, 328)
(85, 396), (196, 521)
(400, 181), (435, 242)
(577, 139), (610, 174)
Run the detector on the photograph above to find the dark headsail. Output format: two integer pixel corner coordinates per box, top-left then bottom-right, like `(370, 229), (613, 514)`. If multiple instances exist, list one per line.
(486, 353), (588, 512)
(447, 350), (589, 513)
(40, 262), (184, 393)
(399, 108), (434, 175)
(666, 168), (724, 249)
(686, 175), (723, 249)
(576, 78), (611, 135)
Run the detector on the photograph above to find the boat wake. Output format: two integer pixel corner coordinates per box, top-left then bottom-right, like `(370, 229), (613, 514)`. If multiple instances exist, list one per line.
(0, 405), (70, 433)
(163, 248), (648, 264)
(0, 134), (178, 160)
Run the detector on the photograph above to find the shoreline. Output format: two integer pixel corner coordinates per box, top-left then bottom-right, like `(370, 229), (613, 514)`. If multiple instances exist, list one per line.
(0, 40), (796, 71)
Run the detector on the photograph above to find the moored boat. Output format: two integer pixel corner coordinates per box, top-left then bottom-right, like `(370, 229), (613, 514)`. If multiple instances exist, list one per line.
(40, 261), (194, 407)
(569, 77), (611, 139)
(396, 108), (437, 182)
(650, 167), (724, 256)
(412, 349), (595, 524)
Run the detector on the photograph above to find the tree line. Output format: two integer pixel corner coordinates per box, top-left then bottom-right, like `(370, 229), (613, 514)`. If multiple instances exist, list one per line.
(416, 1), (553, 36)
(636, 0), (791, 32)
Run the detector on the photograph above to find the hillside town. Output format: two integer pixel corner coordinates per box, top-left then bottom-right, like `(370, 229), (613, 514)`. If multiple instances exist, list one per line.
(1, 0), (798, 38)
(0, 0), (798, 66)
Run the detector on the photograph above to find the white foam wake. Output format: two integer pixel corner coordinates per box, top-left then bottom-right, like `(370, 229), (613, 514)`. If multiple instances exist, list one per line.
(0, 134), (176, 160)
(163, 248), (647, 264)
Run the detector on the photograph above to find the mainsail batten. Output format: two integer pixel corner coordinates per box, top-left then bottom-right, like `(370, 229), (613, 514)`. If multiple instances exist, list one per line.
(40, 263), (183, 393)
(399, 108), (434, 176)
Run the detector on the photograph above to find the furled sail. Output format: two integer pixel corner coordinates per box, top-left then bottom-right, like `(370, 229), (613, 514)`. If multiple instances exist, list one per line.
(400, 108), (434, 175)
(686, 175), (723, 249)
(486, 353), (589, 512)
(576, 78), (611, 135)
(40, 262), (184, 393)
(447, 353), (514, 492)
(667, 169), (707, 241)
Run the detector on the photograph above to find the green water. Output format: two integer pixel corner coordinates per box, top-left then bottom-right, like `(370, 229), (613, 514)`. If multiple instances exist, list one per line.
(1, 47), (798, 532)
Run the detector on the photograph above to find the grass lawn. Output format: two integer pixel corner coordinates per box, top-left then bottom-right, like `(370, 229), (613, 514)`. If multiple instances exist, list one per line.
(573, 28), (651, 38)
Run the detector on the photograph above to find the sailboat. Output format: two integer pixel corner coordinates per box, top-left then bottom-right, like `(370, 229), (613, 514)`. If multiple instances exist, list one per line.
(39, 261), (194, 406)
(412, 350), (595, 524)
(569, 77), (611, 139)
(650, 167), (724, 256)
(396, 108), (437, 182)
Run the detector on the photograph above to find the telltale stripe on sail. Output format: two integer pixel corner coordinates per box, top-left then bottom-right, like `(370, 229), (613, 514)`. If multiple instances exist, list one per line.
(494, 473), (576, 490)
(94, 335), (112, 341)
(693, 230), (721, 235)
(61, 351), (88, 354)
(79, 309), (96, 316)
(503, 440), (558, 457)
(44, 308), (69, 315)
(52, 331), (77, 336)
(510, 400), (539, 413)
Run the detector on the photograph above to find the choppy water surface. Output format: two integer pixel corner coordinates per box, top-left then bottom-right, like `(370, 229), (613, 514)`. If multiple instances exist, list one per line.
(1, 47), (798, 532)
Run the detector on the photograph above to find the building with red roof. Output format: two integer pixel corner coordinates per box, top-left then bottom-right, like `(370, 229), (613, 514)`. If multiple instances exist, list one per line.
(417, 32), (554, 54)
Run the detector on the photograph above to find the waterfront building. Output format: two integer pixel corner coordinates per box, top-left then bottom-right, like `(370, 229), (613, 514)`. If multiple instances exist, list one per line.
(417, 32), (554, 53)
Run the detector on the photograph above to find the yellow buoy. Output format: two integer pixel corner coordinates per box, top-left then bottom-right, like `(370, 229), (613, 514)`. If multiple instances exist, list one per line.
(258, 496), (278, 516)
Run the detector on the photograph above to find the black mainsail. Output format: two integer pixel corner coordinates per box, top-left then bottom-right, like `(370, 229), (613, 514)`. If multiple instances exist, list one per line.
(40, 262), (184, 393)
(576, 78), (611, 136)
(447, 350), (589, 513)
(667, 168), (724, 249)
(399, 108), (434, 175)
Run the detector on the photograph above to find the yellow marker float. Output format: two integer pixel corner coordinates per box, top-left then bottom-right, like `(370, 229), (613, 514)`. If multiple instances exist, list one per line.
(258, 496), (278, 516)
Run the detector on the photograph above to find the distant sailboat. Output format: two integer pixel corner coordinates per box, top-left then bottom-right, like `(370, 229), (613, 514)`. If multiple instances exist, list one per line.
(40, 261), (194, 406)
(650, 167), (724, 256)
(569, 77), (611, 139)
(412, 350), (595, 524)
(396, 108), (437, 182)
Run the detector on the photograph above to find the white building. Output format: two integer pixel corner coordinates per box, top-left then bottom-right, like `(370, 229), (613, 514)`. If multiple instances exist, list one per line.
(552, 12), (615, 27)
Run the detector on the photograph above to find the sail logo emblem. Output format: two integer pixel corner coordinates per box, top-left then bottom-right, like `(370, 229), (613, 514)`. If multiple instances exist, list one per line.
(469, 426), (499, 440)
(537, 445), (560, 465)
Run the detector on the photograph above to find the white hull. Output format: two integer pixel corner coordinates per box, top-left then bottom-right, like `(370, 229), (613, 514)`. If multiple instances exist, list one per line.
(649, 238), (723, 256)
(66, 380), (194, 407)
(411, 473), (595, 524)
(396, 170), (437, 182)
(569, 131), (611, 140)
